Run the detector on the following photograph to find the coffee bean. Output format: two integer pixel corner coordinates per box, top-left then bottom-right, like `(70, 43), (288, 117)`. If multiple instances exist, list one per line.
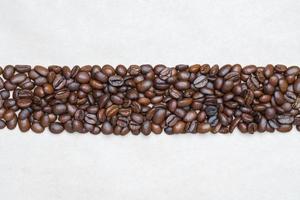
(137, 80), (152, 92)
(33, 66), (48, 77)
(242, 65), (257, 74)
(17, 98), (32, 108)
(279, 79), (288, 93)
(131, 113), (144, 124)
(277, 115), (294, 124)
(18, 118), (30, 132)
(10, 74), (27, 84)
(197, 123), (211, 133)
(241, 113), (253, 123)
(153, 109), (166, 125)
(274, 91), (285, 105)
(53, 75), (66, 90)
(15, 65), (31, 73)
(30, 122), (44, 134)
(224, 72), (240, 82)
(286, 66), (300, 76)
(218, 113), (229, 126)
(85, 114), (97, 125)
(172, 121), (186, 133)
(166, 114), (179, 127)
(208, 115), (218, 127)
(183, 111), (197, 122)
(175, 81), (190, 90)
(109, 75), (124, 87)
(3, 65), (15, 80)
(52, 104), (67, 115)
(275, 64), (287, 73)
(49, 122), (64, 134)
(75, 72), (90, 84)
(106, 105), (119, 118)
(218, 65), (231, 77)
(243, 89), (254, 105)
(193, 75), (208, 88)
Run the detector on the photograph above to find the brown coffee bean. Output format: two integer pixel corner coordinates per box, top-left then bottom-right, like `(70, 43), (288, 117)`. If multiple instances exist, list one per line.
(49, 122), (64, 134)
(265, 107), (276, 120)
(137, 80), (152, 92)
(76, 72), (90, 83)
(17, 99), (32, 108)
(274, 91), (285, 105)
(106, 105), (119, 117)
(218, 65), (231, 77)
(109, 75), (124, 87)
(10, 74), (27, 84)
(3, 65), (15, 80)
(193, 75), (208, 88)
(18, 118), (30, 132)
(34, 65), (48, 76)
(172, 121), (186, 133)
(153, 109), (166, 125)
(183, 111), (197, 122)
(52, 104), (67, 115)
(175, 81), (190, 90)
(197, 123), (211, 133)
(279, 79), (288, 93)
(15, 65), (31, 73)
(242, 65), (257, 74)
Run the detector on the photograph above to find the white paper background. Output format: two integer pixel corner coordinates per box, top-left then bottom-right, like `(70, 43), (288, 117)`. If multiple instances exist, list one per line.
(0, 0), (300, 199)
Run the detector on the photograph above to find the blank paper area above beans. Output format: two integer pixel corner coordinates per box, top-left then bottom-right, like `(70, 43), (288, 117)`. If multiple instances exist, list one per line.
(0, 64), (299, 135)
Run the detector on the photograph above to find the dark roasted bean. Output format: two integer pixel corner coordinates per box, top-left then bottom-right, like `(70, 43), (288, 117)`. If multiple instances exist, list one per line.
(75, 72), (90, 83)
(193, 75), (208, 88)
(49, 122), (64, 134)
(109, 75), (124, 87)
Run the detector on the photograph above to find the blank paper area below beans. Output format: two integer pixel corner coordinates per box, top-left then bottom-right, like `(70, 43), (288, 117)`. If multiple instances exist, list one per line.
(0, 64), (299, 135)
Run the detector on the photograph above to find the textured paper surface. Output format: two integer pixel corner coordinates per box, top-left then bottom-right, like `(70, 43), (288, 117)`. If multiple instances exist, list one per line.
(0, 0), (300, 199)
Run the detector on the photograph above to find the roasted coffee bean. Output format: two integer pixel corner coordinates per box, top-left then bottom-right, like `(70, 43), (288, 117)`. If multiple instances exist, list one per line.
(193, 75), (208, 88)
(15, 65), (31, 73)
(11, 74), (27, 84)
(153, 109), (166, 125)
(85, 114), (97, 125)
(218, 65), (231, 77)
(53, 75), (66, 90)
(208, 115), (219, 127)
(277, 115), (294, 124)
(49, 122), (64, 134)
(183, 111), (197, 122)
(166, 114), (179, 127)
(17, 98), (32, 108)
(109, 75), (124, 87)
(75, 72), (90, 83)
(224, 72), (239, 82)
(131, 113), (144, 124)
(106, 105), (119, 118)
(197, 123), (211, 133)
(52, 104), (67, 115)
(172, 121), (186, 133)
(34, 65), (48, 76)
(3, 65), (15, 80)
(243, 89), (254, 105)
(205, 106), (218, 116)
(137, 80), (152, 92)
(18, 118), (30, 132)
